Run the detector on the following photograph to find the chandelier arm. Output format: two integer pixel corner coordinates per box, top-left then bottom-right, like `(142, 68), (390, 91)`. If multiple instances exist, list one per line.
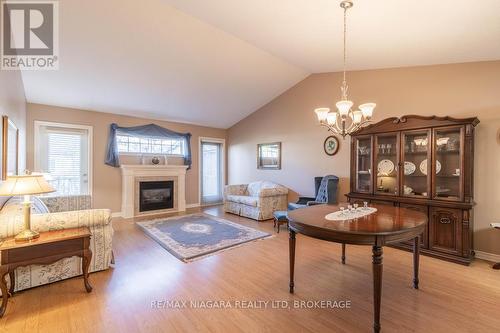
(334, 117), (344, 133)
(344, 116), (357, 133)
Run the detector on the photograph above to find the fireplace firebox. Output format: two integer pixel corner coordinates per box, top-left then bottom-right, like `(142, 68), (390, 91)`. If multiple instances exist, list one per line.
(139, 181), (174, 212)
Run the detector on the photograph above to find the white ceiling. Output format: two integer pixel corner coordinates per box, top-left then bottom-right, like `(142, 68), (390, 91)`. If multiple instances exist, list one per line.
(21, 0), (500, 128)
(165, 0), (500, 72)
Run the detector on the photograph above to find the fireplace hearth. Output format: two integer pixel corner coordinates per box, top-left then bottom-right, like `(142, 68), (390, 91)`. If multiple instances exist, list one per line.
(139, 181), (174, 212)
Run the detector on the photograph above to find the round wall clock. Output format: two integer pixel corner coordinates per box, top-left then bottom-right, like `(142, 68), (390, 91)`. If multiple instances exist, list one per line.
(324, 136), (340, 156)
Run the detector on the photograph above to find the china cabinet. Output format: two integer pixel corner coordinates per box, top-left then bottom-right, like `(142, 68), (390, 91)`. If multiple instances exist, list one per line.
(347, 115), (479, 265)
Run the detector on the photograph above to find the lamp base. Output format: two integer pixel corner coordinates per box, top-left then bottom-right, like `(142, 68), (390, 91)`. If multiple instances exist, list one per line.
(14, 229), (40, 242)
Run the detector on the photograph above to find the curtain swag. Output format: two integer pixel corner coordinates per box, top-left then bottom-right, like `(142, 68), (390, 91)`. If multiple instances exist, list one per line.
(105, 123), (192, 169)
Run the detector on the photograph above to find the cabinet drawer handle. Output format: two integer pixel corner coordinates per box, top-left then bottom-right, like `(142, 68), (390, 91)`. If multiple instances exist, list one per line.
(440, 218), (451, 224)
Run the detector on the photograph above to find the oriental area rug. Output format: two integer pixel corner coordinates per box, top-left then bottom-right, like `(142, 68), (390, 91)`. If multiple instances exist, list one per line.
(136, 213), (271, 262)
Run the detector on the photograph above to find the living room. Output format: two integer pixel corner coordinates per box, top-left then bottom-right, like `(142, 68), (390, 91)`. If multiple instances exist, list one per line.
(0, 1), (499, 332)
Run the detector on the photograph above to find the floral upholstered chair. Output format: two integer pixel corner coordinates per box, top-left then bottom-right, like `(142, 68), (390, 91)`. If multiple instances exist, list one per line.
(224, 181), (289, 220)
(0, 195), (113, 293)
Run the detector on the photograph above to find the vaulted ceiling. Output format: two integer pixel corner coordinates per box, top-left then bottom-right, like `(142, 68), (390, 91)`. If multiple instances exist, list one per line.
(20, 0), (500, 128)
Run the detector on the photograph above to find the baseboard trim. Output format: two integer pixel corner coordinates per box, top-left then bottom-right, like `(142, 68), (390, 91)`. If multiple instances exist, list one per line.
(111, 212), (123, 218)
(475, 250), (500, 263)
(186, 203), (200, 209)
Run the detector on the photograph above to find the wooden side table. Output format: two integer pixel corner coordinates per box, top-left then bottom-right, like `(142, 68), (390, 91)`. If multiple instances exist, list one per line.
(0, 227), (93, 317)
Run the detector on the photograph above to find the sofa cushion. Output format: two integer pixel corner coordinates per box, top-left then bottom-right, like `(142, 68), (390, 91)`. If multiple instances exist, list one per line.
(226, 195), (259, 207)
(247, 181), (281, 197)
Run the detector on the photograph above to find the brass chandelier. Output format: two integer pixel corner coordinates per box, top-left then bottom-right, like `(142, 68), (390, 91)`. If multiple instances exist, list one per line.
(314, 0), (376, 139)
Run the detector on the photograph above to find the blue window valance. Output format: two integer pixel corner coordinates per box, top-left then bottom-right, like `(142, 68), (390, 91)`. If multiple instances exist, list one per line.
(105, 123), (192, 169)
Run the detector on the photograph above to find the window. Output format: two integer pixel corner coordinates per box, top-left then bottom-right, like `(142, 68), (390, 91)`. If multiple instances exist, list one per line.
(35, 121), (92, 196)
(116, 135), (184, 155)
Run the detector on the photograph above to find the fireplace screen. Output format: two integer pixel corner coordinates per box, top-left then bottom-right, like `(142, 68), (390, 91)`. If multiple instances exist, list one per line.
(139, 181), (174, 212)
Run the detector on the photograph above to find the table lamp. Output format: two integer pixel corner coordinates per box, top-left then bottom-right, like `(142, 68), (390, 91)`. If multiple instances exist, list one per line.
(0, 173), (55, 241)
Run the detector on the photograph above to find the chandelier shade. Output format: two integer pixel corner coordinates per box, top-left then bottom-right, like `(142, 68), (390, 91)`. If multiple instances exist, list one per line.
(335, 100), (353, 117)
(313, 1), (376, 139)
(326, 112), (338, 126)
(359, 103), (376, 119)
(352, 110), (363, 124)
(314, 108), (330, 122)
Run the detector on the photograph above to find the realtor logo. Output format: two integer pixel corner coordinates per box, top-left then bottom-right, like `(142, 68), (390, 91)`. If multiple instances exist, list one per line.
(1, 0), (59, 70)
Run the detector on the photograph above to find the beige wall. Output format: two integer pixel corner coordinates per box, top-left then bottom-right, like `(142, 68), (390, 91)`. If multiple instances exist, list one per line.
(27, 104), (227, 213)
(0, 69), (26, 171)
(228, 61), (500, 255)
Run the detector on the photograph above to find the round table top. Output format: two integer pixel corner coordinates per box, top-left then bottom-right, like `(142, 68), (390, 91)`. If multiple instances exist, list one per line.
(288, 204), (427, 244)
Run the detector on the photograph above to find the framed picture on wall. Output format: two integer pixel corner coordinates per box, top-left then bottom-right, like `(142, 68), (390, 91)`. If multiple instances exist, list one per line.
(324, 135), (340, 156)
(257, 142), (281, 170)
(2, 116), (19, 180)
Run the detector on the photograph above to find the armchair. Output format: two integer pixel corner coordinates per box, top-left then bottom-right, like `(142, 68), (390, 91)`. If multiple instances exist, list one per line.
(288, 175), (339, 210)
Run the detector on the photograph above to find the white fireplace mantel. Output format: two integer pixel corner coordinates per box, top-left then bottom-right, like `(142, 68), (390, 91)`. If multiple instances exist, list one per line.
(120, 164), (188, 218)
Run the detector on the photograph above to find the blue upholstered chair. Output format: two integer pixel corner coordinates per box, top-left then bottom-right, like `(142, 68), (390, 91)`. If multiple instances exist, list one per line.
(288, 175), (339, 210)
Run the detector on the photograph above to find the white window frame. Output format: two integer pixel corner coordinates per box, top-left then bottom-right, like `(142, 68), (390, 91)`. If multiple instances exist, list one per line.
(116, 135), (186, 158)
(198, 137), (226, 206)
(34, 121), (93, 197)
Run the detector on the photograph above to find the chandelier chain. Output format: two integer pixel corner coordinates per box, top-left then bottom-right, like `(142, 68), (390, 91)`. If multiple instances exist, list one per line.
(343, 4), (347, 85)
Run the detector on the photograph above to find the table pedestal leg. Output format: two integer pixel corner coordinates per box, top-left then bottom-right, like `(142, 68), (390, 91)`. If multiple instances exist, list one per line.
(289, 230), (296, 293)
(342, 243), (346, 264)
(372, 245), (383, 333)
(413, 236), (420, 289)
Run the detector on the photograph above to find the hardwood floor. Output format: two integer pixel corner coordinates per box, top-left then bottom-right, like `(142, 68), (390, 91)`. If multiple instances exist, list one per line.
(1, 206), (499, 332)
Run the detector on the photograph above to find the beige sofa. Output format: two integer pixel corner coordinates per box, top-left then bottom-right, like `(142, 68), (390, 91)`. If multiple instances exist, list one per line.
(224, 181), (288, 220)
(0, 195), (113, 293)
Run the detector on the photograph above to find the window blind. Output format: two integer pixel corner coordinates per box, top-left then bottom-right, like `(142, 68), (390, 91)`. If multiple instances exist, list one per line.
(47, 132), (82, 195)
(36, 123), (90, 196)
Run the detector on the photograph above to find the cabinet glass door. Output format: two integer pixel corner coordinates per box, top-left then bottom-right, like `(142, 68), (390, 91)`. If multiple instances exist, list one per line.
(433, 127), (463, 201)
(355, 136), (372, 193)
(375, 134), (399, 195)
(401, 130), (431, 198)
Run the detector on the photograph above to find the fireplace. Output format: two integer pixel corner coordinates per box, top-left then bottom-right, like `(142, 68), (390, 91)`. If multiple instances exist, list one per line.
(139, 181), (174, 212)
(121, 165), (187, 218)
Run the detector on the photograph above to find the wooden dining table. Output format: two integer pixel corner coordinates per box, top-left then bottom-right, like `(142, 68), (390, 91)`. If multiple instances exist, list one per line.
(287, 204), (428, 333)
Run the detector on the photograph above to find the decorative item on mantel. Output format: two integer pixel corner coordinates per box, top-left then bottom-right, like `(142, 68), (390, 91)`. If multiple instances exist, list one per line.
(314, 1), (376, 139)
(151, 156), (160, 165)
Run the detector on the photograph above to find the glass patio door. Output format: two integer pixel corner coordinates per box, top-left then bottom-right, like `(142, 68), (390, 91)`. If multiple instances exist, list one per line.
(200, 140), (223, 205)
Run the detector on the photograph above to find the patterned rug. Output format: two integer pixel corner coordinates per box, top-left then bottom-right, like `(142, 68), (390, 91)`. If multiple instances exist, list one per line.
(136, 213), (272, 262)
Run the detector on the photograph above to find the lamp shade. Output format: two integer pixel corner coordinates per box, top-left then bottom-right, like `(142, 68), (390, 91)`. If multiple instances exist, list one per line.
(352, 110), (363, 124)
(335, 100), (353, 117)
(359, 103), (376, 119)
(0, 175), (56, 196)
(314, 108), (330, 122)
(326, 112), (338, 126)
